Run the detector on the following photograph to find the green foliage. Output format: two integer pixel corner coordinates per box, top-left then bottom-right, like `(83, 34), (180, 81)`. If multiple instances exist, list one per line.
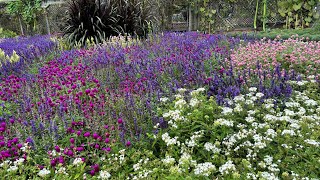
(6, 0), (43, 32)
(0, 28), (17, 38)
(196, 1), (216, 33)
(278, 0), (319, 28)
(64, 0), (154, 47)
(0, 100), (14, 117)
(228, 27), (320, 41)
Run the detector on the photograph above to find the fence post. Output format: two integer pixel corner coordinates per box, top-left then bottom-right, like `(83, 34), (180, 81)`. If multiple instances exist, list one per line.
(44, 9), (51, 35)
(18, 15), (24, 36)
(188, 5), (192, 31)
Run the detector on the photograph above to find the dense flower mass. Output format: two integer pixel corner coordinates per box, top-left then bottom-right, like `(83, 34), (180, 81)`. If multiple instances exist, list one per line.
(0, 32), (319, 179)
(0, 35), (56, 76)
(230, 35), (320, 76)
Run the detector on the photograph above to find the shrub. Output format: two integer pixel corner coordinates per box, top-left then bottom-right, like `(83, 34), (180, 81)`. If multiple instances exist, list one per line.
(64, 0), (154, 47)
(0, 28), (17, 38)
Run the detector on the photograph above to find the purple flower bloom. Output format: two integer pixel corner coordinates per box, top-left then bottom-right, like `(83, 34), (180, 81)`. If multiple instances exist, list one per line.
(67, 150), (74, 156)
(50, 159), (57, 166)
(58, 156), (65, 164)
(92, 133), (99, 139)
(76, 147), (84, 152)
(117, 118), (123, 124)
(54, 145), (60, 152)
(83, 132), (90, 137)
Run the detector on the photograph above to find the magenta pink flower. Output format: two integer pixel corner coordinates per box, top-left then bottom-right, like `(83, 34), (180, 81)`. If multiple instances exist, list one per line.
(84, 132), (90, 137)
(76, 147), (84, 152)
(55, 145), (60, 152)
(117, 118), (123, 124)
(92, 133), (99, 139)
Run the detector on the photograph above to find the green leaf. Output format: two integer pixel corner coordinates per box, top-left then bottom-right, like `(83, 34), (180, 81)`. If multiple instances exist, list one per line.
(304, 16), (312, 23)
(293, 3), (302, 11)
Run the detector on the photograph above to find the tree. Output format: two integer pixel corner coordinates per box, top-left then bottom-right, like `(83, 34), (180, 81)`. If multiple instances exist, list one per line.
(6, 0), (43, 35)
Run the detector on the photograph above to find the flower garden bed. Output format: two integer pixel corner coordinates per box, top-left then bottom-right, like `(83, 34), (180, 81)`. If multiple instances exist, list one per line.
(0, 32), (319, 179)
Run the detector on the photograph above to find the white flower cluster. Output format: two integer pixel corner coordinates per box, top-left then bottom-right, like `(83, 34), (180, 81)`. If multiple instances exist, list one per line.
(256, 92), (264, 98)
(288, 80), (309, 86)
(158, 85), (320, 179)
(98, 170), (111, 179)
(304, 99), (318, 107)
(160, 97), (169, 102)
(190, 88), (205, 96)
(249, 87), (257, 92)
(215, 118), (234, 127)
(221, 107), (233, 115)
(7, 165), (18, 172)
(0, 160), (11, 167)
(245, 116), (255, 123)
(163, 110), (186, 128)
(281, 129), (296, 136)
(194, 162), (216, 176)
(204, 142), (221, 154)
(259, 171), (279, 180)
(234, 95), (245, 102)
(266, 129), (277, 138)
(304, 139), (320, 147)
(13, 158), (25, 166)
(175, 99), (187, 109)
(55, 167), (68, 175)
(38, 168), (50, 177)
(132, 169), (152, 179)
(73, 158), (83, 166)
(119, 149), (126, 164)
(219, 160), (236, 175)
(162, 156), (175, 166)
(162, 133), (180, 146)
(189, 98), (200, 107)
(178, 88), (187, 94)
(186, 131), (204, 147)
(178, 152), (192, 166)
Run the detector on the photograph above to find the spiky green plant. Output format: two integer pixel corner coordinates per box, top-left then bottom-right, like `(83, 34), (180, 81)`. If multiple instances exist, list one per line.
(64, 0), (154, 47)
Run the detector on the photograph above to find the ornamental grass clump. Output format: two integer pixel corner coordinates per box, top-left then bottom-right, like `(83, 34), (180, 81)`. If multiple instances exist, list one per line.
(64, 0), (154, 47)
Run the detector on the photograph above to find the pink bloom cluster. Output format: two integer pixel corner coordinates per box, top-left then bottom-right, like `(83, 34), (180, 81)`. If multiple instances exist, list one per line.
(230, 36), (320, 76)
